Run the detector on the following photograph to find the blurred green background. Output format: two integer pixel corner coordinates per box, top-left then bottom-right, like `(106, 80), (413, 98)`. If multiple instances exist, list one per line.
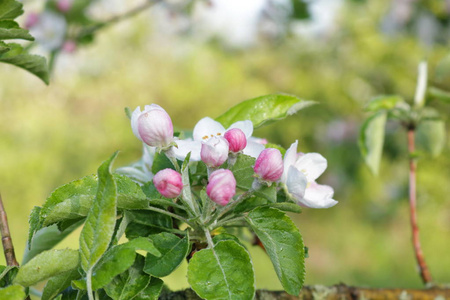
(1, 0), (450, 291)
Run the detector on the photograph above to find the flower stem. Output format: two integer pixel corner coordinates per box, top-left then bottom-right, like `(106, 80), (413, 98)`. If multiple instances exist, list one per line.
(407, 128), (432, 284)
(146, 206), (194, 228)
(209, 190), (252, 224)
(86, 269), (95, 300)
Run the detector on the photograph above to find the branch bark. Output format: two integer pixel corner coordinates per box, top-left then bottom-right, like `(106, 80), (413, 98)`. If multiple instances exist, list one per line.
(407, 129), (432, 284)
(159, 286), (450, 300)
(0, 194), (19, 267)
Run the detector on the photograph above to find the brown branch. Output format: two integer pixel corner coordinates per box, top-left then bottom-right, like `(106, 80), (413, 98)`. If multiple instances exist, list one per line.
(407, 129), (432, 284)
(0, 194), (19, 267)
(159, 286), (450, 300)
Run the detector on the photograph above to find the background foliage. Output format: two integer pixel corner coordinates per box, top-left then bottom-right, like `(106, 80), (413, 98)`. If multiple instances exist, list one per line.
(0, 0), (449, 293)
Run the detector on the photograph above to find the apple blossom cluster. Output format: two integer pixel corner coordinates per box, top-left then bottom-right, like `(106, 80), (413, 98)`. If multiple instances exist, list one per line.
(125, 104), (338, 210)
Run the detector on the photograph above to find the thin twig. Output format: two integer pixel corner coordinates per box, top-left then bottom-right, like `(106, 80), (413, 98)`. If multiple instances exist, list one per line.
(0, 194), (19, 267)
(407, 129), (432, 284)
(76, 0), (161, 41)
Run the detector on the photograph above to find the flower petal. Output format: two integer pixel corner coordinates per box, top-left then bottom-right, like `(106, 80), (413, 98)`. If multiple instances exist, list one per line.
(243, 141), (265, 158)
(294, 153), (327, 182)
(172, 139), (202, 161)
(131, 106), (143, 142)
(193, 117), (226, 141)
(281, 140), (298, 183)
(286, 166), (307, 202)
(228, 120), (253, 138)
(301, 182), (337, 208)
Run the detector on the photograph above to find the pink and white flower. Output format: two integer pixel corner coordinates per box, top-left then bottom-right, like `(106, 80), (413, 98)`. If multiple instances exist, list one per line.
(153, 168), (183, 198)
(206, 169), (236, 206)
(254, 148), (284, 182)
(173, 117), (264, 161)
(282, 140), (337, 208)
(131, 104), (174, 148)
(27, 11), (67, 51)
(201, 136), (229, 167)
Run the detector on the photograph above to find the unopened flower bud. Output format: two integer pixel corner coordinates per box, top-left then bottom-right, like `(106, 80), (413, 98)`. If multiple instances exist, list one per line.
(25, 13), (39, 29)
(224, 128), (247, 153)
(131, 104), (174, 148)
(254, 148), (283, 182)
(206, 169), (236, 206)
(201, 136), (229, 167)
(57, 0), (72, 12)
(153, 168), (183, 198)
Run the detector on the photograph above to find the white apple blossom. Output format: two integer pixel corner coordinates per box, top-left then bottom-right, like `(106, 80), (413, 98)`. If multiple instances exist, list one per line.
(282, 140), (337, 208)
(173, 117), (264, 161)
(28, 11), (67, 51)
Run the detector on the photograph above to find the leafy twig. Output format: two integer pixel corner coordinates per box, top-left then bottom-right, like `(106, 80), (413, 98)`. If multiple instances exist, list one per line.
(407, 128), (432, 284)
(0, 194), (19, 267)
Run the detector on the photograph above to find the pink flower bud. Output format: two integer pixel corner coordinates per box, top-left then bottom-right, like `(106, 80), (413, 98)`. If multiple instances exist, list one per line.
(25, 13), (40, 29)
(224, 128), (247, 153)
(57, 0), (72, 12)
(201, 136), (229, 167)
(153, 168), (183, 198)
(131, 104), (174, 148)
(62, 40), (76, 53)
(206, 169), (236, 206)
(254, 148), (284, 182)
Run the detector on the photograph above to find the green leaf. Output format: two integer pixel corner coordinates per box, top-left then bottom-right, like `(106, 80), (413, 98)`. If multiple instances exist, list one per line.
(80, 152), (118, 273)
(144, 232), (190, 278)
(41, 173), (148, 226)
(230, 154), (256, 190)
(187, 240), (255, 300)
(268, 202), (302, 214)
(151, 152), (175, 174)
(74, 238), (160, 291)
(0, 43), (49, 84)
(23, 221), (83, 264)
(233, 196), (267, 214)
(27, 206), (42, 249)
(0, 285), (25, 300)
(428, 86), (450, 104)
(216, 94), (315, 128)
(417, 120), (446, 157)
(0, 20), (33, 40)
(42, 269), (81, 300)
(254, 185), (277, 203)
(246, 207), (305, 295)
(133, 277), (164, 300)
(14, 249), (79, 287)
(358, 112), (387, 175)
(105, 255), (151, 300)
(212, 233), (240, 245)
(126, 210), (173, 232)
(0, 266), (18, 287)
(364, 95), (403, 112)
(0, 0), (23, 20)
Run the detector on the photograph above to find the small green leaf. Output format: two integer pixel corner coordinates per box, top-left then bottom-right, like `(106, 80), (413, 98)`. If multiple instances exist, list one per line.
(268, 202), (302, 214)
(0, 43), (49, 84)
(27, 206), (41, 249)
(80, 152), (118, 273)
(134, 277), (164, 300)
(364, 95), (403, 112)
(14, 249), (79, 287)
(428, 87), (450, 104)
(126, 210), (173, 232)
(42, 269), (81, 300)
(23, 221), (83, 264)
(358, 112), (387, 175)
(151, 152), (175, 174)
(144, 232), (190, 278)
(0, 0), (23, 20)
(0, 20), (33, 40)
(0, 266), (18, 287)
(230, 154), (256, 190)
(0, 285), (25, 300)
(233, 196), (267, 214)
(417, 120), (446, 157)
(41, 173), (148, 226)
(246, 207), (305, 295)
(187, 240), (255, 300)
(105, 255), (151, 300)
(212, 233), (240, 245)
(254, 185), (277, 203)
(216, 94), (315, 128)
